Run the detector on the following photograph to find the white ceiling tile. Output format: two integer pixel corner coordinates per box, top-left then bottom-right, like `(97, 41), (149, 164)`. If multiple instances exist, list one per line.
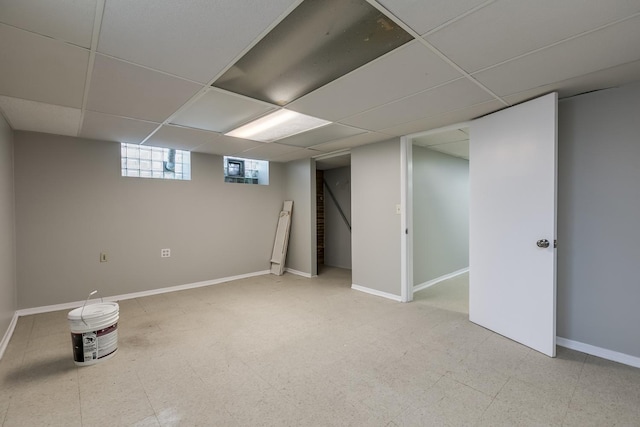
(144, 125), (219, 151)
(235, 142), (300, 161)
(0, 0), (96, 48)
(413, 129), (468, 146)
(271, 148), (323, 163)
(381, 99), (504, 136)
(277, 123), (365, 148)
(171, 89), (277, 133)
(287, 41), (461, 121)
(0, 24), (88, 108)
(87, 55), (203, 123)
(377, 0), (489, 35)
(473, 15), (640, 97)
(191, 134), (262, 156)
(503, 59), (640, 106)
(98, 0), (299, 83)
(309, 132), (392, 152)
(422, 141), (469, 160)
(427, 0), (640, 73)
(340, 78), (493, 131)
(316, 153), (351, 170)
(0, 96), (80, 136)
(80, 111), (159, 143)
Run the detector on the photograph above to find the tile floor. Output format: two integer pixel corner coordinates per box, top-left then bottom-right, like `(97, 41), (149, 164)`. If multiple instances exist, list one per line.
(1, 268), (639, 426)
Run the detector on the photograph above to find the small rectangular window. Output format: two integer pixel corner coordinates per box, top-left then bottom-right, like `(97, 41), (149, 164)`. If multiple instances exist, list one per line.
(121, 143), (191, 180)
(224, 156), (269, 185)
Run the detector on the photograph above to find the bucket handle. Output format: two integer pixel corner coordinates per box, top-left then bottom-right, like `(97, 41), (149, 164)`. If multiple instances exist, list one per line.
(80, 290), (104, 326)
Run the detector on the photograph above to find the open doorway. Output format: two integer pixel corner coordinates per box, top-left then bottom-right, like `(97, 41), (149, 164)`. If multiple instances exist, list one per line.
(315, 152), (352, 276)
(408, 126), (470, 312)
(402, 93), (558, 356)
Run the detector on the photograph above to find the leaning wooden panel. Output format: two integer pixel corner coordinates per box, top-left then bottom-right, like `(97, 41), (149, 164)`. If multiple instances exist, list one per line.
(270, 201), (293, 275)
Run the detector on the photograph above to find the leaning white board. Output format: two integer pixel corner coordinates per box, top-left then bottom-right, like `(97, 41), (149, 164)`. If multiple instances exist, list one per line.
(271, 201), (293, 275)
(469, 92), (557, 357)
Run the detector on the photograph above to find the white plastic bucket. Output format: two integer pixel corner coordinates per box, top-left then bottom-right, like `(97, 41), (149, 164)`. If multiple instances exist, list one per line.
(68, 302), (119, 366)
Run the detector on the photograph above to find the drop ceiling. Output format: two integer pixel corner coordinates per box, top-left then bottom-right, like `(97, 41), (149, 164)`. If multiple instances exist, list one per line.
(1, 0), (639, 163)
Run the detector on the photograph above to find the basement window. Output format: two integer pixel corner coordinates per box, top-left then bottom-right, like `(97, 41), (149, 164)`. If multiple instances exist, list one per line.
(224, 156), (269, 185)
(121, 143), (191, 180)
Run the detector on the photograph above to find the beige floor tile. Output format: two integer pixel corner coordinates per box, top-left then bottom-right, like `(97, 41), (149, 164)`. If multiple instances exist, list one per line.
(511, 345), (586, 396)
(392, 376), (493, 426)
(444, 356), (510, 397)
(477, 398), (558, 427)
(493, 377), (571, 425)
(1, 267), (639, 426)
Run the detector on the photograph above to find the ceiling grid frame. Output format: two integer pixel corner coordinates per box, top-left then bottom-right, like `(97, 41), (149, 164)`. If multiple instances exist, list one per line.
(365, 0), (510, 107)
(139, 0), (306, 147)
(77, 0), (105, 136)
(1, 0), (639, 161)
(469, 11), (640, 77)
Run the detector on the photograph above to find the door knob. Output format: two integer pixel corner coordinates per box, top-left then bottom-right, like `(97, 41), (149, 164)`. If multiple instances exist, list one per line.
(536, 239), (550, 248)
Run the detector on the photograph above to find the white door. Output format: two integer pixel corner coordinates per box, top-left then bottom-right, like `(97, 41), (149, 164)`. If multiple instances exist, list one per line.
(469, 92), (557, 357)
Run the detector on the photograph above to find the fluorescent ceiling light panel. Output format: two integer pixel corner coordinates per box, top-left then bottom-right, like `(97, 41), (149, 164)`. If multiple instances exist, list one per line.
(212, 0), (413, 106)
(225, 110), (330, 142)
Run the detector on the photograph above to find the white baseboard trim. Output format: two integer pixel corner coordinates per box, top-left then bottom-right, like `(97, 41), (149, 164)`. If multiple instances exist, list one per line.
(284, 268), (314, 278)
(557, 337), (640, 369)
(16, 270), (271, 317)
(351, 284), (402, 302)
(0, 312), (19, 360)
(413, 267), (469, 293)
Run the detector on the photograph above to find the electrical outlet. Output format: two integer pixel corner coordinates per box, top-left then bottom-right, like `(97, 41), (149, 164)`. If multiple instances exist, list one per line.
(396, 204), (401, 214)
(100, 252), (108, 262)
(161, 248), (171, 258)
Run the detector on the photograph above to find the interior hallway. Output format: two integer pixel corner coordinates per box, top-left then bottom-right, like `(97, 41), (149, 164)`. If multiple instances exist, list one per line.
(1, 268), (639, 426)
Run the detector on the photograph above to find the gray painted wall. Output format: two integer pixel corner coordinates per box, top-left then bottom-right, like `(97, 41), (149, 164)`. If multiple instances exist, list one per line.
(14, 132), (286, 308)
(352, 139), (401, 296)
(284, 158), (316, 276)
(558, 82), (640, 358)
(0, 115), (16, 338)
(323, 166), (351, 269)
(413, 146), (469, 286)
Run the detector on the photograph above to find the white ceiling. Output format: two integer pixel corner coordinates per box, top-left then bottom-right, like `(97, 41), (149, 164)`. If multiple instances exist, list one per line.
(1, 0), (639, 163)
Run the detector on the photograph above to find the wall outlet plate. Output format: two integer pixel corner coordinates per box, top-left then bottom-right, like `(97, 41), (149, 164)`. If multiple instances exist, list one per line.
(161, 248), (171, 258)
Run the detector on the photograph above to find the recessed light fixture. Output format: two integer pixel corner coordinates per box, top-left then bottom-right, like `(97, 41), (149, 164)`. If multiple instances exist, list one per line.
(225, 110), (331, 142)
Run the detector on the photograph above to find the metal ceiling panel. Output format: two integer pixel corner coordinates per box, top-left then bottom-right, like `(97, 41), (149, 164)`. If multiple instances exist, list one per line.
(213, 0), (413, 105)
